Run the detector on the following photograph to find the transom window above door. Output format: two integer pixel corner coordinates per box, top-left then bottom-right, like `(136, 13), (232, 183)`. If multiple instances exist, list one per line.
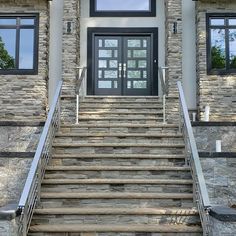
(90, 0), (156, 17)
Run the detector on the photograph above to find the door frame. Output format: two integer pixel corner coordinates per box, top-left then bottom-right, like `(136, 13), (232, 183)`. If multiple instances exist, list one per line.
(87, 27), (159, 95)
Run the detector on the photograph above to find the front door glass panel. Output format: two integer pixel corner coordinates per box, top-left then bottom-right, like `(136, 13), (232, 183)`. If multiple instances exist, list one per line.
(94, 35), (152, 95)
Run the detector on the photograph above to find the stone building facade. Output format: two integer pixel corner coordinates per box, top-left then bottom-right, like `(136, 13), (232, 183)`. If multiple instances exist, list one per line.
(0, 0), (49, 122)
(0, 0), (235, 235)
(196, 0), (236, 122)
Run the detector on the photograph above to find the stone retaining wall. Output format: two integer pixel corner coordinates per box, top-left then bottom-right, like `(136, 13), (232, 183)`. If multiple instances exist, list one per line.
(0, 0), (49, 121)
(196, 0), (236, 121)
(193, 125), (236, 152)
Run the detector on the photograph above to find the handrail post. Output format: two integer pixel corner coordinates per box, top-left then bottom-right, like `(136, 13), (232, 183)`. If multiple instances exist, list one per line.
(159, 66), (168, 124)
(76, 94), (79, 124)
(75, 66), (87, 125)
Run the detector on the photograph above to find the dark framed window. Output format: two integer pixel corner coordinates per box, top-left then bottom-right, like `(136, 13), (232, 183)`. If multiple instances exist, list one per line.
(0, 14), (39, 75)
(90, 0), (156, 17)
(207, 14), (236, 74)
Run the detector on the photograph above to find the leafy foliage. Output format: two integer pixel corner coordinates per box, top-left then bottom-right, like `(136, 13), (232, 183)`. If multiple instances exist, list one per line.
(211, 46), (225, 69)
(0, 36), (14, 69)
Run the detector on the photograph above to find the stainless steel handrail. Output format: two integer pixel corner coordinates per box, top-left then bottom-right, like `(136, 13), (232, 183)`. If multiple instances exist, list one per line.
(17, 80), (63, 236)
(75, 66), (87, 124)
(158, 66), (168, 123)
(177, 81), (211, 236)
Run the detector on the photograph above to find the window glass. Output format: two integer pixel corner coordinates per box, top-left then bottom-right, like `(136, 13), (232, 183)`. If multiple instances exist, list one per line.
(210, 19), (225, 26)
(20, 19), (34, 25)
(0, 19), (16, 25)
(210, 29), (226, 69)
(96, 0), (150, 11)
(19, 29), (34, 69)
(229, 19), (236, 26)
(0, 29), (16, 69)
(208, 15), (236, 74)
(0, 15), (38, 74)
(229, 29), (236, 68)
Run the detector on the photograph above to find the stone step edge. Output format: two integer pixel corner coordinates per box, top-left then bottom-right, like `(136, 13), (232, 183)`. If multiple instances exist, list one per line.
(61, 123), (179, 128)
(55, 133), (183, 138)
(81, 101), (162, 104)
(52, 154), (186, 159)
(42, 178), (193, 185)
(33, 207), (198, 215)
(29, 224), (202, 233)
(45, 166), (190, 171)
(41, 192), (193, 199)
(78, 117), (163, 121)
(52, 143), (185, 148)
(79, 105), (163, 108)
(79, 111), (163, 114)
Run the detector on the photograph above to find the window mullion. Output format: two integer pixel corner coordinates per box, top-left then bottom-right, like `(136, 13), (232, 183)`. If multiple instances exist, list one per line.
(225, 27), (230, 71)
(15, 19), (20, 70)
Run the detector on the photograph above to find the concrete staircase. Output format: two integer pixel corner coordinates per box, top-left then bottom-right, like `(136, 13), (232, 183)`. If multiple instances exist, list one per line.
(28, 96), (202, 236)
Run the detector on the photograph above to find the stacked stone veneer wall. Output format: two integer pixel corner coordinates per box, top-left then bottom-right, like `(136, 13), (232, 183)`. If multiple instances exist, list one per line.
(0, 0), (49, 122)
(61, 0), (80, 123)
(0, 126), (42, 207)
(165, 0), (183, 123)
(196, 0), (236, 122)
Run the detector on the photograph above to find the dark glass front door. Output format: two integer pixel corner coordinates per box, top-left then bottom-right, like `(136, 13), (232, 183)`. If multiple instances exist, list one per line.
(94, 36), (152, 95)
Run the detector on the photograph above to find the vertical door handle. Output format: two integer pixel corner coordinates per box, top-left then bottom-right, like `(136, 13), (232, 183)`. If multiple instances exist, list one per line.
(123, 63), (127, 78)
(118, 63), (122, 78)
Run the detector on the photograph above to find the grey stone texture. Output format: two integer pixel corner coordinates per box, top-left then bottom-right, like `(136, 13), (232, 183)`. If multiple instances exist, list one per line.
(196, 0), (236, 122)
(209, 216), (236, 236)
(193, 126), (236, 152)
(0, 158), (32, 207)
(0, 126), (42, 152)
(201, 157), (236, 206)
(0, 0), (49, 121)
(0, 219), (19, 236)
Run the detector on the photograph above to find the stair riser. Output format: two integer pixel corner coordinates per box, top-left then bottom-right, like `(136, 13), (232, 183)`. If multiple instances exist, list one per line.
(79, 107), (162, 112)
(79, 114), (162, 119)
(31, 214), (200, 226)
(77, 120), (164, 125)
(53, 147), (185, 155)
(51, 158), (185, 167)
(60, 127), (180, 134)
(44, 170), (191, 180)
(41, 184), (193, 193)
(54, 137), (184, 144)
(28, 233), (202, 236)
(40, 198), (194, 209)
(82, 98), (160, 102)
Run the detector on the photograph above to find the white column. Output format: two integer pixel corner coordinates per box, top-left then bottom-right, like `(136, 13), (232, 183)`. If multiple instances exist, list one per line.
(182, 0), (196, 109)
(48, 0), (64, 106)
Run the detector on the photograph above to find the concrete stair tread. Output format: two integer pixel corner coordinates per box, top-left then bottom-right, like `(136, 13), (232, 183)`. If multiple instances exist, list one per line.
(42, 178), (192, 184)
(61, 123), (179, 128)
(56, 133), (182, 138)
(52, 154), (185, 159)
(33, 207), (198, 215)
(29, 224), (202, 233)
(80, 105), (162, 108)
(41, 192), (193, 199)
(79, 111), (162, 114)
(78, 117), (163, 120)
(46, 166), (190, 171)
(79, 116), (162, 122)
(84, 96), (160, 98)
(52, 143), (185, 148)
